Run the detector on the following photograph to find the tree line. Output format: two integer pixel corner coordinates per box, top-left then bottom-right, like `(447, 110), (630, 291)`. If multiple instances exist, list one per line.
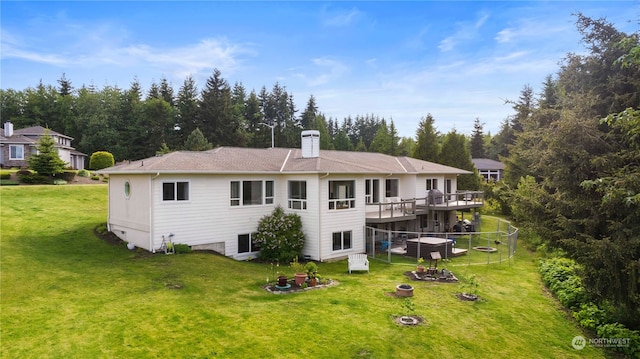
(1, 70), (486, 189)
(486, 13), (640, 335)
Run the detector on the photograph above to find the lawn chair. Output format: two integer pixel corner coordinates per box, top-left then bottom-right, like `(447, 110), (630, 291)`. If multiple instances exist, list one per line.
(348, 253), (370, 273)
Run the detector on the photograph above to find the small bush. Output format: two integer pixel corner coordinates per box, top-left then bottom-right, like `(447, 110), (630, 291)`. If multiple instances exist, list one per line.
(253, 206), (306, 263)
(596, 323), (640, 357)
(89, 151), (115, 170)
(77, 169), (91, 177)
(18, 173), (49, 184)
(53, 179), (67, 185)
(57, 170), (76, 182)
(91, 176), (100, 181)
(16, 169), (32, 176)
(174, 244), (192, 254)
(0, 173), (10, 180)
(0, 180), (19, 186)
(573, 303), (606, 330)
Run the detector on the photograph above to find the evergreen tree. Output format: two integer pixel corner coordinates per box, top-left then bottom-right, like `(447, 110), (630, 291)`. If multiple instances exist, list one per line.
(28, 132), (67, 176)
(56, 73), (73, 97)
(183, 128), (213, 151)
(439, 129), (481, 190)
(300, 95), (318, 129)
(175, 76), (200, 148)
(369, 119), (392, 154)
(469, 117), (485, 158)
(159, 77), (175, 106)
(199, 68), (235, 146)
(412, 114), (440, 162)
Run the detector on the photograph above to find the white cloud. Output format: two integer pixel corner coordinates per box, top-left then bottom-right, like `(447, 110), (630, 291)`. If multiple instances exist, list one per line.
(438, 12), (490, 52)
(321, 6), (363, 27)
(293, 57), (349, 87)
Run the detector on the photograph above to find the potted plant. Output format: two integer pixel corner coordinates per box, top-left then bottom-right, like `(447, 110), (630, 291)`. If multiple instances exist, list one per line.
(417, 257), (425, 273)
(290, 257), (307, 286)
(277, 273), (288, 287)
(305, 261), (318, 286)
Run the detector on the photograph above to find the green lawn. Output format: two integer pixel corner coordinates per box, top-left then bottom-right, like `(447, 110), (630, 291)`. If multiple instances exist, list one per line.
(1, 186), (606, 358)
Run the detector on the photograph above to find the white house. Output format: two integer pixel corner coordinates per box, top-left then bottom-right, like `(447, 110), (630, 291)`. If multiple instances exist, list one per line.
(99, 131), (483, 261)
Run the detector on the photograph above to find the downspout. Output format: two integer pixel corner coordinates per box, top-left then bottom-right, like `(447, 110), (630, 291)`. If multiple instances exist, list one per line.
(106, 176), (112, 232)
(318, 173), (329, 261)
(149, 172), (160, 252)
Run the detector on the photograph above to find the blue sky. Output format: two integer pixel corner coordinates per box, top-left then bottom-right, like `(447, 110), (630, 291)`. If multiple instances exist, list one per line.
(1, 1), (637, 137)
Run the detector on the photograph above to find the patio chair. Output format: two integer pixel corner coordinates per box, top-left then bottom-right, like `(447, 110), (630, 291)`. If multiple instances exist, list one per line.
(348, 253), (369, 273)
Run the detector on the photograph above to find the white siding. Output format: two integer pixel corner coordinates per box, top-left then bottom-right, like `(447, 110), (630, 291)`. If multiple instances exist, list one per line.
(152, 174), (277, 258)
(108, 175), (151, 249)
(280, 174), (321, 261)
(318, 175), (366, 261)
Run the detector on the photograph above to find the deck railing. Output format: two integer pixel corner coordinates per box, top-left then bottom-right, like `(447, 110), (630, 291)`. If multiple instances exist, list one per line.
(365, 191), (484, 220)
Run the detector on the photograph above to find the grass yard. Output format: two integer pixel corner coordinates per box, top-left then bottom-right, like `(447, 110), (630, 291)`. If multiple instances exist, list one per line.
(1, 186), (606, 358)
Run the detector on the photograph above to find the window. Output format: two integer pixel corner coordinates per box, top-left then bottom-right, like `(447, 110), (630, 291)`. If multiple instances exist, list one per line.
(163, 181), (189, 201)
(265, 181), (274, 204)
(332, 230), (352, 251)
(288, 181), (307, 210)
(445, 179), (452, 194)
(329, 180), (355, 210)
(238, 233), (260, 253)
(230, 180), (274, 206)
(365, 179), (380, 203)
(9, 145), (23, 160)
(426, 178), (438, 191)
(124, 181), (131, 199)
(385, 179), (398, 198)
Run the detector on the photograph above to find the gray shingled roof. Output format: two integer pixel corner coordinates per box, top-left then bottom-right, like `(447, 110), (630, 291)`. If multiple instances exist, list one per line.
(100, 147), (472, 175)
(13, 126), (70, 139)
(471, 158), (505, 170)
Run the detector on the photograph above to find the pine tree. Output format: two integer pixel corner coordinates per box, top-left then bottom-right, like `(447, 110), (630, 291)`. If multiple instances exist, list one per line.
(183, 128), (213, 151)
(470, 117), (485, 158)
(412, 114), (440, 162)
(28, 132), (67, 176)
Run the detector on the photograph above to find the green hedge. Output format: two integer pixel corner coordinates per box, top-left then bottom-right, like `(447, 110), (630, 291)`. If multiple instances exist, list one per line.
(539, 257), (640, 356)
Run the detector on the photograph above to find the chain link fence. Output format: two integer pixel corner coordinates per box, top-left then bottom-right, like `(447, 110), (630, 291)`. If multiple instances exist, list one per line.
(365, 216), (518, 267)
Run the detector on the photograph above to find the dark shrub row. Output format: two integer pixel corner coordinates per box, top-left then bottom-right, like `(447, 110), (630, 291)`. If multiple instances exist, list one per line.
(539, 258), (639, 357)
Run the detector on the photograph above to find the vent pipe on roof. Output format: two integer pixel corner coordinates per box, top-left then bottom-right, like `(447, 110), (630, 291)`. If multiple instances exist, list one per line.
(301, 130), (320, 158)
(4, 122), (13, 137)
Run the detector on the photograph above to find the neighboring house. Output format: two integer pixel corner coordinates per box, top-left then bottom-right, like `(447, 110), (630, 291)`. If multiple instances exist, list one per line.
(99, 131), (483, 261)
(472, 158), (504, 181)
(0, 122), (86, 169)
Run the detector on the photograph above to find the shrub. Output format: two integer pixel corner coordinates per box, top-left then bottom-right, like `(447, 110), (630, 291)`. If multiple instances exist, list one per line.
(0, 173), (10, 180)
(253, 206), (305, 263)
(18, 173), (49, 184)
(538, 257), (586, 309)
(91, 176), (100, 181)
(174, 244), (192, 254)
(573, 303), (606, 330)
(16, 169), (32, 176)
(89, 151), (115, 170)
(57, 170), (76, 182)
(77, 169), (91, 177)
(596, 323), (640, 357)
(53, 179), (67, 185)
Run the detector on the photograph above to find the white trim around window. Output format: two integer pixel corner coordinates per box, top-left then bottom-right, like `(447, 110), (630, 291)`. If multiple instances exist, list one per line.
(230, 180), (275, 207)
(9, 145), (24, 160)
(162, 181), (190, 202)
(332, 230), (353, 251)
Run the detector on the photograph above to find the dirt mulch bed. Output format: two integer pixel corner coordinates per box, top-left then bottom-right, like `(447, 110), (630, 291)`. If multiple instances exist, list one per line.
(263, 279), (338, 294)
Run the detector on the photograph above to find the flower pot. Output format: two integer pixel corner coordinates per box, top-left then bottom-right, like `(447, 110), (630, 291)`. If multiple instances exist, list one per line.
(277, 275), (288, 287)
(309, 277), (317, 287)
(294, 273), (307, 286)
(396, 284), (414, 297)
(417, 265), (425, 273)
